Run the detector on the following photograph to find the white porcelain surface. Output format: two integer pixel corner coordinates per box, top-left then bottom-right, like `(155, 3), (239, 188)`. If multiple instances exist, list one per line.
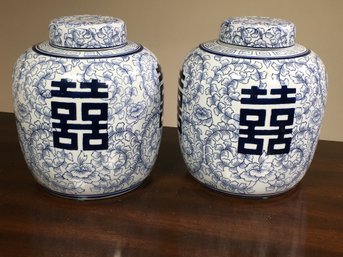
(12, 15), (164, 199)
(178, 16), (327, 197)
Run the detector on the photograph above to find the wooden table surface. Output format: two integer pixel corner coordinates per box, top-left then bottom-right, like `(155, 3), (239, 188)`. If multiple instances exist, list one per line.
(0, 112), (342, 257)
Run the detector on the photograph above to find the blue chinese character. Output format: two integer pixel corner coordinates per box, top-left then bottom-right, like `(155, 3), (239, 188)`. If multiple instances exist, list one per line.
(238, 85), (296, 155)
(51, 79), (109, 151)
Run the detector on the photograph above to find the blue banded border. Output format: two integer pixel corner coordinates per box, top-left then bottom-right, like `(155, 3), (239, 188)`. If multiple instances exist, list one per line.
(32, 43), (144, 59)
(199, 43), (311, 60)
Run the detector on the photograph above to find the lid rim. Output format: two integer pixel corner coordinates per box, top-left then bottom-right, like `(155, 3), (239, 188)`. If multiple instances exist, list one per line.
(217, 39), (296, 49)
(33, 41), (143, 59)
(49, 41), (128, 51)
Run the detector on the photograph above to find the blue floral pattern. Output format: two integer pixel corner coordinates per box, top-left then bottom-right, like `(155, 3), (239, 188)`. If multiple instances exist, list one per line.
(219, 16), (295, 48)
(13, 40), (163, 198)
(49, 15), (127, 48)
(179, 46), (327, 196)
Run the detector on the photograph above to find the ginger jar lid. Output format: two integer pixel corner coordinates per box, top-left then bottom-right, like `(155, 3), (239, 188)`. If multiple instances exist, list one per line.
(219, 16), (295, 48)
(49, 15), (127, 49)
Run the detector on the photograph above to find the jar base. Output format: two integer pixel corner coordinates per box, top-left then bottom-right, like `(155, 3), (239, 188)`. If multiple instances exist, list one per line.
(188, 172), (298, 199)
(38, 181), (144, 200)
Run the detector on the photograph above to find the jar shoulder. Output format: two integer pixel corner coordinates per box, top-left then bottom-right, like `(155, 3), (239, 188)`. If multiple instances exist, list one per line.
(12, 44), (162, 103)
(13, 43), (160, 76)
(181, 44), (326, 73)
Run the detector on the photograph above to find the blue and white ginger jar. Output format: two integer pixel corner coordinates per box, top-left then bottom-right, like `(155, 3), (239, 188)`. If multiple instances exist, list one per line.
(12, 15), (164, 199)
(178, 16), (327, 197)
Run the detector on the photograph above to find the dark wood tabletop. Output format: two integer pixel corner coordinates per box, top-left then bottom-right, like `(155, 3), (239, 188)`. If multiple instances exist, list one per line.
(0, 112), (342, 257)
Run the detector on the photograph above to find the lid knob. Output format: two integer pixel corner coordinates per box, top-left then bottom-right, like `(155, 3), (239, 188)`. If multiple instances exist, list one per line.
(219, 16), (295, 48)
(49, 15), (127, 49)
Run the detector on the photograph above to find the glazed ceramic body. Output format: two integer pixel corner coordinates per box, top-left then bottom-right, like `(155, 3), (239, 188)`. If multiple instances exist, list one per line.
(178, 17), (327, 197)
(12, 15), (163, 199)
